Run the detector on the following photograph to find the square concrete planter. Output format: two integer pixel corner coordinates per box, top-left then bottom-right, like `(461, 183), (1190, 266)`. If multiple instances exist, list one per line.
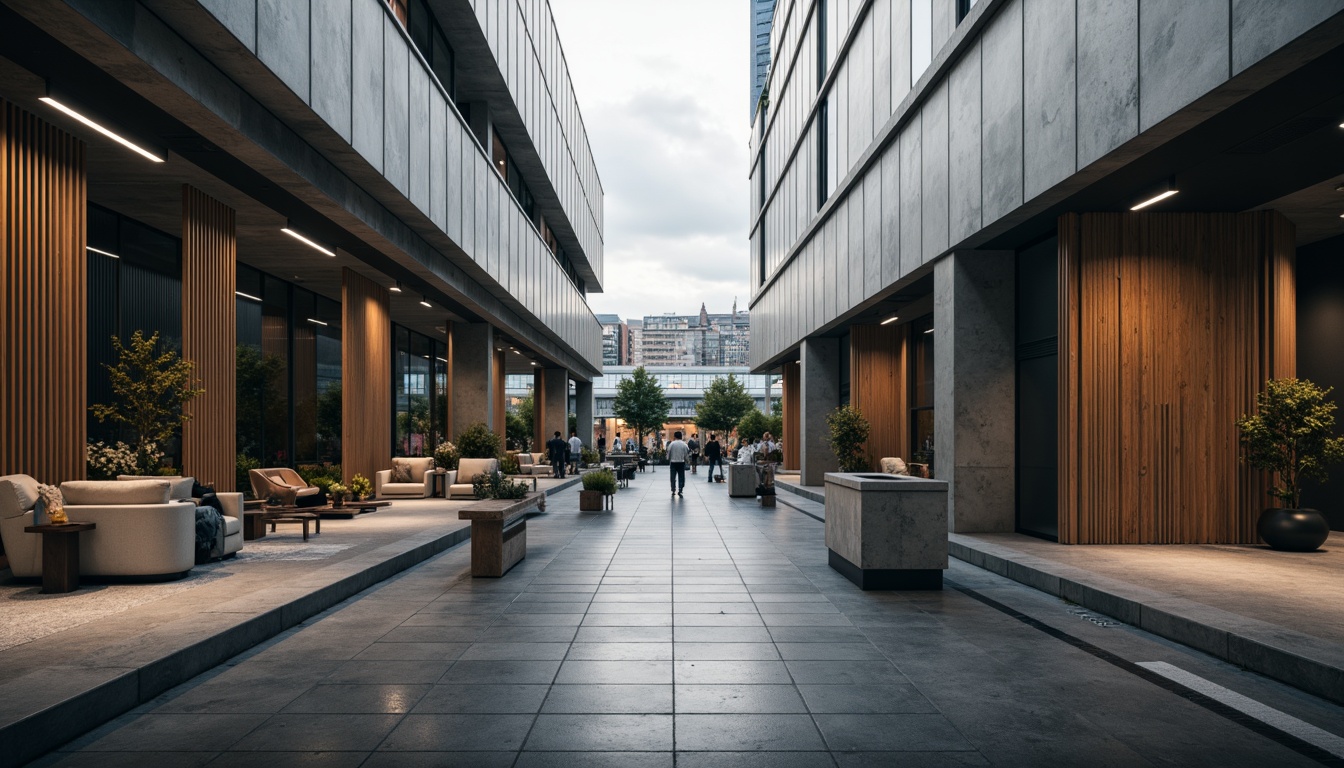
(728, 464), (757, 497)
(823, 473), (949, 590)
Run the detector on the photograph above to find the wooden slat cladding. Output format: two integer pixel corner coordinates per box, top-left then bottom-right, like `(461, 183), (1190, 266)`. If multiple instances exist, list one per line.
(0, 100), (86, 483)
(181, 185), (236, 490)
(1058, 212), (1295, 544)
(492, 348), (506, 441)
(849, 324), (909, 470)
(782, 363), (800, 470)
(342, 268), (391, 484)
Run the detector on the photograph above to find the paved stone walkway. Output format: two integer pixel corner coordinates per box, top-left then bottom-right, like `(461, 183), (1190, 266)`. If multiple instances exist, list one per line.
(30, 471), (1341, 766)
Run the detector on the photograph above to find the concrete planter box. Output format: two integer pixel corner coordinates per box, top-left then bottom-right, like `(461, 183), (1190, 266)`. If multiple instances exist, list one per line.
(728, 464), (757, 497)
(823, 473), (949, 590)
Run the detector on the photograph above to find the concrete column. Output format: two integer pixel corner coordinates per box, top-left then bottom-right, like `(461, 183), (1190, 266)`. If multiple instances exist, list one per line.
(450, 322), (496, 438)
(934, 250), (1016, 533)
(763, 370), (774, 418)
(800, 338), (841, 486)
(537, 368), (569, 445)
(574, 380), (594, 451)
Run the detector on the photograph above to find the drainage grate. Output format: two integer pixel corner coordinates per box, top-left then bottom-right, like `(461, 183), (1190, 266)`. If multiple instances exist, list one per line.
(1069, 608), (1120, 628)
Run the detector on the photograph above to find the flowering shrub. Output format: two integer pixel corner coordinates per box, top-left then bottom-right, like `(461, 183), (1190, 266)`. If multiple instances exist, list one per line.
(87, 441), (155, 480)
(349, 474), (373, 500)
(433, 440), (460, 471)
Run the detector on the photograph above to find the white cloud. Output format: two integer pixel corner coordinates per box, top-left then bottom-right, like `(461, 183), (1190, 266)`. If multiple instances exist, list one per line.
(550, 0), (751, 321)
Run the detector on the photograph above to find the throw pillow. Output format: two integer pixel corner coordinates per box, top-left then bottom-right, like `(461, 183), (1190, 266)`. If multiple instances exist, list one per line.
(192, 480), (216, 499)
(392, 459), (413, 483)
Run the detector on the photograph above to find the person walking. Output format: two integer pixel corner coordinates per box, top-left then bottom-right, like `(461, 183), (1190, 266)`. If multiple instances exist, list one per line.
(688, 433), (701, 475)
(568, 430), (583, 475)
(626, 436), (636, 453)
(597, 434), (607, 464)
(546, 431), (568, 479)
(704, 434), (723, 483)
(666, 431), (690, 497)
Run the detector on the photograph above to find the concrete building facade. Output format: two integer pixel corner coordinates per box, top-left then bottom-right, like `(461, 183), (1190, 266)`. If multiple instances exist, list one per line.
(749, 0), (1344, 543)
(0, 0), (604, 492)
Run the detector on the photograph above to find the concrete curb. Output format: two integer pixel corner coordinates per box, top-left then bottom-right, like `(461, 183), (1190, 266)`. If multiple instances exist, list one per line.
(775, 478), (824, 504)
(0, 477), (582, 768)
(948, 533), (1344, 707)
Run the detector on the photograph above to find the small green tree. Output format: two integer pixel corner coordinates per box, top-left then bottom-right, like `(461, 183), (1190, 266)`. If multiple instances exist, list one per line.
(457, 421), (503, 459)
(736, 409), (771, 445)
(695, 375), (757, 436)
(91, 331), (204, 473)
(772, 399), (783, 417)
(1237, 378), (1344, 508)
(613, 366), (670, 446)
(512, 391), (536, 441)
(827, 404), (871, 473)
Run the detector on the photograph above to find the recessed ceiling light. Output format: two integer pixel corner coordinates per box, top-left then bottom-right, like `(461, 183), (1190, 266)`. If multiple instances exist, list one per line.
(420, 296), (433, 308)
(235, 291), (262, 302)
(86, 246), (119, 259)
(281, 224), (335, 256)
(880, 315), (899, 325)
(1130, 189), (1178, 211)
(924, 328), (935, 334)
(390, 280), (403, 293)
(39, 96), (165, 162)
(307, 318), (328, 326)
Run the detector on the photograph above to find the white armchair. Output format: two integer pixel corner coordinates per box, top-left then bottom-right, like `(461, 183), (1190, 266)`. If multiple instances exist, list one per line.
(449, 458), (499, 499)
(376, 457), (436, 499)
(117, 474), (242, 558)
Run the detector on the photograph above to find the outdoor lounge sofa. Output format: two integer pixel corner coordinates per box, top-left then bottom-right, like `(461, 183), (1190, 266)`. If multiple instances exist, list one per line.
(0, 475), (199, 580)
(515, 452), (553, 477)
(116, 475), (244, 558)
(375, 457), (439, 499)
(449, 458), (499, 499)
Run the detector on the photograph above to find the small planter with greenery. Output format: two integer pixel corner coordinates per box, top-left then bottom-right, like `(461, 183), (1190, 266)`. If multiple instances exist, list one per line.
(473, 470), (530, 500)
(349, 474), (373, 501)
(329, 483), (348, 507)
(580, 470), (616, 512)
(581, 448), (600, 467)
(433, 440), (460, 472)
(827, 405), (871, 473)
(1237, 378), (1344, 551)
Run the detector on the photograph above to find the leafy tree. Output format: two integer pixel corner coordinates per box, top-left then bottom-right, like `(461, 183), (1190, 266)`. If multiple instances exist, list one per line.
(826, 404), (871, 472)
(512, 391), (536, 440)
(736, 409), (771, 445)
(91, 331), (204, 473)
(772, 399), (783, 417)
(1237, 378), (1344, 508)
(506, 410), (531, 450)
(613, 366), (670, 446)
(695, 375), (757, 436)
(457, 421), (503, 459)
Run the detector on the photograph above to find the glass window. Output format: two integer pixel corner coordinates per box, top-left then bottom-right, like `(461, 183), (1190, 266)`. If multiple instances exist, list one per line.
(492, 129), (509, 182)
(911, 0), (932, 85)
(909, 314), (935, 473)
(393, 324), (448, 456)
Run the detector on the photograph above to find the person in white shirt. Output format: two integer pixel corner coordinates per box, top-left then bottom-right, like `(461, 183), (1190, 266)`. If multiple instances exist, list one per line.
(568, 431), (583, 474)
(666, 431), (690, 497)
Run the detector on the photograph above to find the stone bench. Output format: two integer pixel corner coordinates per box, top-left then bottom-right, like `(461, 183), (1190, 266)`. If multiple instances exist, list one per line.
(458, 492), (544, 577)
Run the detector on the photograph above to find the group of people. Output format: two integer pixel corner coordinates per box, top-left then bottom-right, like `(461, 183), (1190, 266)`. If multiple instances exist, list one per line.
(543, 430), (585, 479)
(543, 428), (781, 490)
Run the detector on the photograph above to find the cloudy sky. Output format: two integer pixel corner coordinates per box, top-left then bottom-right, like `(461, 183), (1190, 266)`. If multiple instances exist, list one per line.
(549, 0), (751, 322)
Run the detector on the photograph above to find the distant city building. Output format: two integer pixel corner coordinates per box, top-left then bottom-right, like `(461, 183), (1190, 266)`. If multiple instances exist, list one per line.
(592, 366), (779, 444)
(750, 0), (777, 121)
(596, 314), (629, 366)
(626, 319), (644, 366)
(636, 303), (750, 367)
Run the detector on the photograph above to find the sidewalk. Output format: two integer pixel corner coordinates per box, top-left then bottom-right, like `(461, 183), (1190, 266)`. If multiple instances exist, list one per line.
(0, 477), (579, 768)
(773, 478), (1344, 706)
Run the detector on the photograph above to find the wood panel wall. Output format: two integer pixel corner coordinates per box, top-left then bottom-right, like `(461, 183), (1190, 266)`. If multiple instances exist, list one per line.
(1058, 212), (1295, 544)
(181, 185), (236, 490)
(342, 268), (391, 484)
(492, 348), (506, 440)
(782, 363), (800, 470)
(0, 100), (86, 483)
(849, 324), (909, 471)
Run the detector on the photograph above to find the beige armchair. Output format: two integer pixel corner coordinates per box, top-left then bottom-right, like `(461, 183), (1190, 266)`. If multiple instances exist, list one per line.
(518, 452), (553, 477)
(249, 468), (321, 506)
(118, 475), (243, 558)
(376, 457), (437, 499)
(449, 458), (499, 499)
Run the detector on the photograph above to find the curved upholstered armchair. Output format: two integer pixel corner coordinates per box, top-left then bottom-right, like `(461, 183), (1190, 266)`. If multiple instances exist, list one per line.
(248, 468), (320, 505)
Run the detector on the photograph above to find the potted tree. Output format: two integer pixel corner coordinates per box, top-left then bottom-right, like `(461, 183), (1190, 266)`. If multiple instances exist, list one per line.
(580, 469), (616, 511)
(827, 404), (872, 473)
(1237, 378), (1344, 551)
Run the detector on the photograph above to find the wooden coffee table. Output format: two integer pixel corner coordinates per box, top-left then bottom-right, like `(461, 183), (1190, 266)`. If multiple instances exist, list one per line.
(244, 509), (321, 540)
(24, 522), (95, 593)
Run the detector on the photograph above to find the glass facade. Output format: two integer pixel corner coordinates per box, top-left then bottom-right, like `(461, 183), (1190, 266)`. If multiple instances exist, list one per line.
(236, 266), (342, 468)
(909, 314), (935, 472)
(86, 204), (184, 465)
(392, 325), (448, 457)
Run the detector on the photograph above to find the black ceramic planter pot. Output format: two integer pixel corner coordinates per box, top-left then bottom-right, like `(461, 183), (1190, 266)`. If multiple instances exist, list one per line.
(1257, 508), (1329, 552)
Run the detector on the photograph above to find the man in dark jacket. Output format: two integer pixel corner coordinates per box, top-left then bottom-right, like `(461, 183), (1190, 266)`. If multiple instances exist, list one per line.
(704, 434), (723, 483)
(546, 431), (568, 478)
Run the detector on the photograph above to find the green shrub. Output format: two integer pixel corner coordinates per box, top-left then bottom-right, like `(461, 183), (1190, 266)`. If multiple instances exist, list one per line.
(457, 422), (502, 459)
(472, 470), (529, 500)
(297, 464), (342, 484)
(581, 448), (600, 465)
(582, 470), (617, 495)
(500, 452), (522, 475)
(236, 454), (261, 498)
(310, 476), (335, 493)
(827, 404), (871, 473)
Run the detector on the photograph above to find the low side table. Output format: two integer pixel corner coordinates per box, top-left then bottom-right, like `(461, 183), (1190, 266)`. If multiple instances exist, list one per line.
(24, 522), (96, 594)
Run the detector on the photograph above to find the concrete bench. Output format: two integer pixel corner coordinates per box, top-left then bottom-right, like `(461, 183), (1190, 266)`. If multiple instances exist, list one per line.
(458, 492), (544, 577)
